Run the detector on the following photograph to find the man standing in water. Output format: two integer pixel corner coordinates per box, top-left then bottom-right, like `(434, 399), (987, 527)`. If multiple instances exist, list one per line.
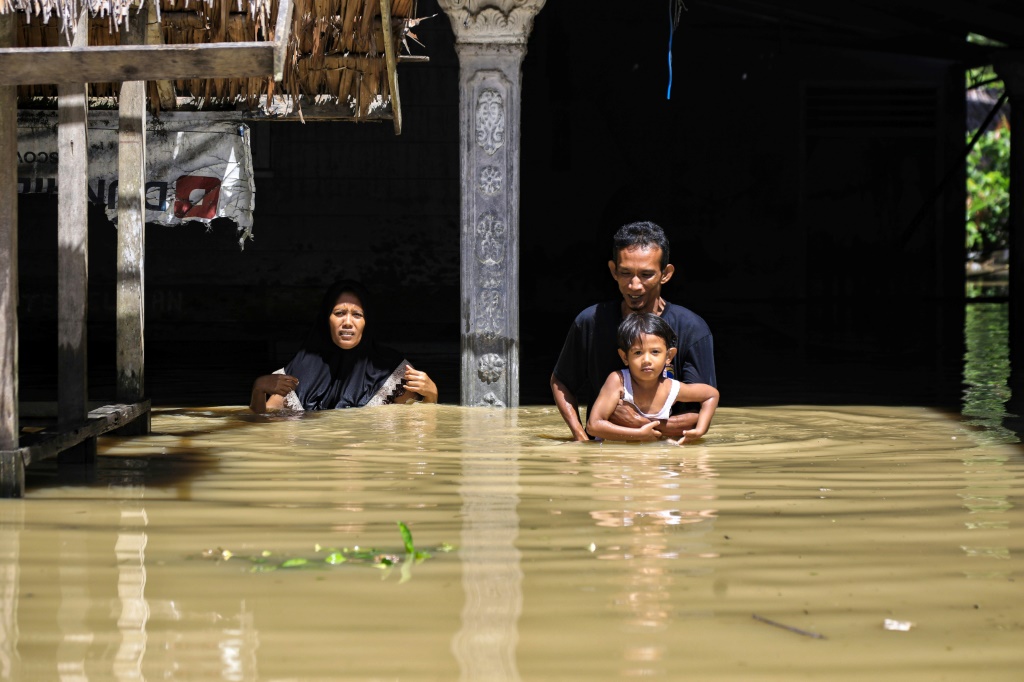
(550, 221), (717, 441)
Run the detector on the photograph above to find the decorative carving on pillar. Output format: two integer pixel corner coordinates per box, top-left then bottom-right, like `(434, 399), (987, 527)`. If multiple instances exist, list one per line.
(476, 89), (505, 154)
(475, 211), (506, 264)
(480, 391), (506, 407)
(479, 166), (502, 195)
(436, 0), (546, 45)
(464, 75), (516, 406)
(478, 353), (506, 383)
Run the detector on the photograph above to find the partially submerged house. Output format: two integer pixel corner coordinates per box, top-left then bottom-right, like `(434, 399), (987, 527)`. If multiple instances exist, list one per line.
(0, 0), (434, 496)
(5, 0), (1024, 497)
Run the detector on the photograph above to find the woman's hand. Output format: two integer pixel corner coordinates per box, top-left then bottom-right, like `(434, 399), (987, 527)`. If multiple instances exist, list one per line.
(255, 374), (299, 397)
(250, 374), (298, 413)
(402, 366), (438, 403)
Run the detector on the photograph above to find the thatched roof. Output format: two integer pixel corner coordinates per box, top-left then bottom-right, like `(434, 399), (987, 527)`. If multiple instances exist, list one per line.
(4, 0), (428, 121)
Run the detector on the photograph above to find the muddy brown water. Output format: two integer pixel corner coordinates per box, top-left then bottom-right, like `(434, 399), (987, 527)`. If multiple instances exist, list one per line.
(2, 398), (1022, 681)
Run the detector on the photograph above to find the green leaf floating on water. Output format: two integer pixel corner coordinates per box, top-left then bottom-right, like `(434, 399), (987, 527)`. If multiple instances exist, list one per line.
(202, 522), (452, 578)
(398, 521), (415, 554)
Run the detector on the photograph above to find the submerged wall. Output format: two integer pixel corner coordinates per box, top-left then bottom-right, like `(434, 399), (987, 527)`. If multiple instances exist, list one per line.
(15, 0), (967, 408)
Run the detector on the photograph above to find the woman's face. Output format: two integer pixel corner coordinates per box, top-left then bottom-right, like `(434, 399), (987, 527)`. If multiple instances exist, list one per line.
(328, 291), (366, 350)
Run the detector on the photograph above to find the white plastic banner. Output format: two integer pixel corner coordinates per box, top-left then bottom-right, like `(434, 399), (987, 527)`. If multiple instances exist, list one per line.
(16, 111), (255, 246)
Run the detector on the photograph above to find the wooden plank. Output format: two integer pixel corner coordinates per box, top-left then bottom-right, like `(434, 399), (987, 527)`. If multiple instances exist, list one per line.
(6, 401), (151, 468)
(19, 401), (116, 418)
(0, 400), (150, 498)
(379, 0), (402, 134)
(57, 9), (90, 432)
(0, 12), (16, 456)
(0, 42), (277, 86)
(116, 8), (150, 436)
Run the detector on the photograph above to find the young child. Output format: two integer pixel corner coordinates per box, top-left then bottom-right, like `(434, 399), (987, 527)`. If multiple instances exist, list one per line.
(586, 312), (719, 445)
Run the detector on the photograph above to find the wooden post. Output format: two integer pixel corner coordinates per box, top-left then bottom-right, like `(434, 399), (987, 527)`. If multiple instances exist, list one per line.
(379, 0), (402, 135)
(116, 7), (150, 434)
(0, 12), (22, 496)
(57, 10), (91, 449)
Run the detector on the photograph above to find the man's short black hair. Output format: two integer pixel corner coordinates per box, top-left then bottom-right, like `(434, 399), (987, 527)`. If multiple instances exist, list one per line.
(617, 312), (676, 352)
(612, 221), (670, 269)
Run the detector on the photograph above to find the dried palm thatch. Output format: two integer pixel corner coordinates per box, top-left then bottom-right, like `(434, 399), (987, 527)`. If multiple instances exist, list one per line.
(5, 0), (425, 119)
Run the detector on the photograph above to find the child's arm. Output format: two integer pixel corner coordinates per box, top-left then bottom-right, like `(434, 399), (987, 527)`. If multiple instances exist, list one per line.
(586, 372), (662, 442)
(675, 383), (719, 445)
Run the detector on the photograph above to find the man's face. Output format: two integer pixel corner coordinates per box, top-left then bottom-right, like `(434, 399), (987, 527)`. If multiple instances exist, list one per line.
(608, 246), (675, 314)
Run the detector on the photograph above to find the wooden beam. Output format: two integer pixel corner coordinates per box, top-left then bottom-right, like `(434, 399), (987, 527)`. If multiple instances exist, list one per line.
(57, 9), (90, 433)
(379, 0), (402, 134)
(0, 13), (17, 456)
(116, 6), (149, 435)
(0, 42), (277, 86)
(1, 400), (151, 497)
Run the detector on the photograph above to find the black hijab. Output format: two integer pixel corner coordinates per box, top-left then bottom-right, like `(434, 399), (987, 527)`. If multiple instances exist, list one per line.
(284, 280), (406, 410)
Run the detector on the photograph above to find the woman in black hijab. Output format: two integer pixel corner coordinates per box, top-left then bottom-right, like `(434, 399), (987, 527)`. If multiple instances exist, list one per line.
(249, 280), (437, 412)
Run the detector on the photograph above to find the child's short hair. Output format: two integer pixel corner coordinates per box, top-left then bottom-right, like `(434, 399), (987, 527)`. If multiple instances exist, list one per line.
(617, 313), (676, 351)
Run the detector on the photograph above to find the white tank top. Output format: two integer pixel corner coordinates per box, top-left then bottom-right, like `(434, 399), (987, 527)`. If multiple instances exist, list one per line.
(619, 370), (680, 420)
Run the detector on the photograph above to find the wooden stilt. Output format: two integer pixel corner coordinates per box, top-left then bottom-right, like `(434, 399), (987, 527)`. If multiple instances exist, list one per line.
(0, 13), (21, 496)
(116, 7), (150, 435)
(379, 0), (402, 135)
(56, 11), (91, 462)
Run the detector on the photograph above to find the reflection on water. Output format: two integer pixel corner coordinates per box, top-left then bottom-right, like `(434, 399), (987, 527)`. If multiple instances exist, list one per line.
(962, 301), (1015, 442)
(452, 410), (522, 682)
(589, 451), (718, 677)
(0, 305), (1021, 680)
(960, 301), (1016, 582)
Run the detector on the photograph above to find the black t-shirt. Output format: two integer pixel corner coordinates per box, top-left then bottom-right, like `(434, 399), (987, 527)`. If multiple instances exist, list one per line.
(552, 300), (716, 413)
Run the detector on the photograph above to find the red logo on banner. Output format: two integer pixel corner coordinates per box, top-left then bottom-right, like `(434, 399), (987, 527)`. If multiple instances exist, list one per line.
(173, 175), (221, 219)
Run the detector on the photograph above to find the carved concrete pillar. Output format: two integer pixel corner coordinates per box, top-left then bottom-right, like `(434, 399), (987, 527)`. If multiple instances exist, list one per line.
(993, 53), (1024, 413)
(437, 0), (546, 407)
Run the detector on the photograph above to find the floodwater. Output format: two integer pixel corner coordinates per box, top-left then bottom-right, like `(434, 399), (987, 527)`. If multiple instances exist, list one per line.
(3, 305), (1023, 681)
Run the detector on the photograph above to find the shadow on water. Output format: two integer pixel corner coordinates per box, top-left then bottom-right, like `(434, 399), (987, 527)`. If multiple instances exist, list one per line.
(24, 448), (221, 496)
(20, 403), (377, 494)
(21, 407), (310, 495)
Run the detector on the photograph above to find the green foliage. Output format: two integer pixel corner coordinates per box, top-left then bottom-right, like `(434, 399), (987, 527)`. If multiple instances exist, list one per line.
(966, 127), (1010, 253)
(199, 522), (453, 583)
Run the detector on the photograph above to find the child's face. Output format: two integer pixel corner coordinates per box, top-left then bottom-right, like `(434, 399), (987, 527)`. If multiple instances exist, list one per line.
(617, 333), (678, 380)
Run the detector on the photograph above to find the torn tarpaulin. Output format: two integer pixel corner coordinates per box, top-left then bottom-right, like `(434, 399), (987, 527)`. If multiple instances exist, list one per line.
(16, 111), (256, 248)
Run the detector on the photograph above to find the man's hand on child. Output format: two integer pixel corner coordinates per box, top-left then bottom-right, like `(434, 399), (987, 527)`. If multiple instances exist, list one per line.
(611, 400), (652, 429)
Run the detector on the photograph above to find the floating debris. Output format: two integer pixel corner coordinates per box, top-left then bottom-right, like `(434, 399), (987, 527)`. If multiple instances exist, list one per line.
(883, 618), (915, 632)
(752, 613), (827, 639)
(197, 522), (453, 582)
